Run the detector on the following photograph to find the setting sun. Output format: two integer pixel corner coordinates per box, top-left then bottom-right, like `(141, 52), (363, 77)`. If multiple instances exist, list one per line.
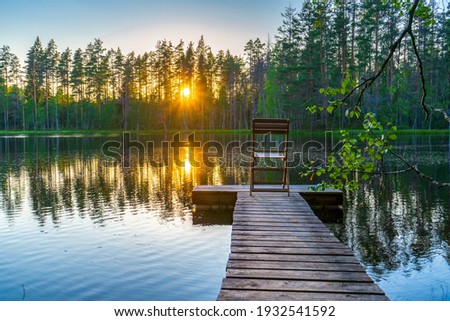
(182, 87), (191, 98)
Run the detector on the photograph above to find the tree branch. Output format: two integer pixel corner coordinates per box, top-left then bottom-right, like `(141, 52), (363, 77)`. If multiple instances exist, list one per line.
(408, 28), (430, 119)
(388, 148), (450, 188)
(433, 108), (450, 124)
(340, 0), (440, 121)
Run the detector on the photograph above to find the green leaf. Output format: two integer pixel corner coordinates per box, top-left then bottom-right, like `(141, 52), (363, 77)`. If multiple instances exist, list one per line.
(307, 105), (317, 114)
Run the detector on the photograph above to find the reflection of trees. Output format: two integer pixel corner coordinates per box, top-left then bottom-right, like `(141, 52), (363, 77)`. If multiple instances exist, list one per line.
(1, 134), (254, 228)
(323, 134), (450, 276)
(0, 136), (242, 226)
(2, 134), (448, 271)
(0, 134), (253, 227)
(333, 171), (449, 277)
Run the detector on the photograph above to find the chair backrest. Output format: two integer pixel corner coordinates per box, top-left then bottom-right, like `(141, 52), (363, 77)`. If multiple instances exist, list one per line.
(252, 118), (290, 154)
(252, 118), (289, 134)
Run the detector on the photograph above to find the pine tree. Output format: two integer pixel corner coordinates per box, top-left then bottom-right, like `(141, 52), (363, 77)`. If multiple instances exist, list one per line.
(25, 37), (44, 130)
(0, 45), (14, 129)
(70, 48), (85, 129)
(4, 52), (22, 129)
(58, 48), (72, 127)
(43, 39), (58, 129)
(154, 40), (174, 129)
(245, 38), (267, 120)
(120, 51), (136, 130)
(273, 5), (302, 121)
(110, 48), (125, 101)
(85, 38), (109, 128)
(196, 35), (210, 129)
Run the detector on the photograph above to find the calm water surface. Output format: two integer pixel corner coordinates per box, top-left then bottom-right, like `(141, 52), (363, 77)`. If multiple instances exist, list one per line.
(0, 133), (449, 300)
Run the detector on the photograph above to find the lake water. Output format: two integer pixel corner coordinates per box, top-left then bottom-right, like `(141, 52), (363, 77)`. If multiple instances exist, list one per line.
(0, 133), (449, 300)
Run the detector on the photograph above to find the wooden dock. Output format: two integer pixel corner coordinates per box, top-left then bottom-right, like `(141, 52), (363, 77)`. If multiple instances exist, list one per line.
(193, 185), (344, 222)
(192, 186), (389, 301)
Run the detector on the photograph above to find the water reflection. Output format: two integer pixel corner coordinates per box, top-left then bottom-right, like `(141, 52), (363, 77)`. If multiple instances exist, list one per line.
(0, 133), (449, 300)
(327, 135), (450, 300)
(0, 135), (248, 227)
(0, 134), (237, 300)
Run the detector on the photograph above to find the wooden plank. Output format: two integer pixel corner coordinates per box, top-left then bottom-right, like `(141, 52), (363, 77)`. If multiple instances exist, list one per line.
(229, 253), (362, 264)
(233, 213), (315, 218)
(236, 202), (314, 207)
(236, 205), (311, 211)
(230, 246), (354, 256)
(231, 240), (349, 249)
(236, 199), (306, 202)
(233, 209), (315, 214)
(226, 268), (374, 282)
(231, 235), (342, 243)
(232, 222), (329, 229)
(231, 230), (335, 236)
(221, 278), (386, 295)
(232, 216), (323, 222)
(235, 203), (309, 207)
(234, 206), (311, 210)
(231, 226), (332, 232)
(192, 184), (341, 193)
(233, 215), (322, 225)
(226, 260), (365, 272)
(234, 203), (314, 211)
(232, 221), (329, 227)
(218, 290), (388, 301)
(233, 206), (313, 210)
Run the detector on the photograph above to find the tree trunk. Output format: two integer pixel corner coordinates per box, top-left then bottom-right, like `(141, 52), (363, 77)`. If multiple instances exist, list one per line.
(33, 81), (38, 130)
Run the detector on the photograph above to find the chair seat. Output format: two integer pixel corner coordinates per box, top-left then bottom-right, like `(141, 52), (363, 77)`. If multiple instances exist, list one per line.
(254, 151), (285, 158)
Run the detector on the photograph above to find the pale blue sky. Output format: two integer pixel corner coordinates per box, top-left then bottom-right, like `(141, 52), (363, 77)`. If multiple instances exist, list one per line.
(0, 0), (298, 62)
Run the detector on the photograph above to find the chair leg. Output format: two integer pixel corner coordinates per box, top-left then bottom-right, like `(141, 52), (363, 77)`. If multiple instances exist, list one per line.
(283, 159), (290, 196)
(287, 170), (290, 197)
(250, 167), (253, 196)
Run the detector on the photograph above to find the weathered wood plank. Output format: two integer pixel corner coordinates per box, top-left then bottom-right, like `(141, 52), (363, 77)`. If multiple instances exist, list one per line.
(231, 234), (341, 242)
(233, 215), (321, 221)
(221, 278), (386, 295)
(235, 204), (310, 208)
(233, 209), (318, 214)
(230, 240), (349, 249)
(232, 225), (332, 232)
(226, 260), (365, 272)
(230, 246), (354, 256)
(231, 230), (335, 236)
(235, 208), (312, 211)
(217, 290), (388, 301)
(232, 219), (325, 225)
(193, 184), (341, 193)
(233, 211), (316, 216)
(235, 206), (310, 209)
(229, 253), (363, 264)
(232, 216), (322, 222)
(226, 268), (374, 282)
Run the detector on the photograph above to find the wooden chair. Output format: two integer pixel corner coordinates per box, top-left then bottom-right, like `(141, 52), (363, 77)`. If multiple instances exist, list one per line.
(250, 118), (290, 196)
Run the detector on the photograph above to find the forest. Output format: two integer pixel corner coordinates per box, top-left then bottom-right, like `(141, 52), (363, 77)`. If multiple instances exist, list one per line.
(0, 0), (449, 131)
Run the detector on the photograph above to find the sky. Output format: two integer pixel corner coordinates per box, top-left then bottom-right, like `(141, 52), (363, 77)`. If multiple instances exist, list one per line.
(0, 0), (298, 63)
